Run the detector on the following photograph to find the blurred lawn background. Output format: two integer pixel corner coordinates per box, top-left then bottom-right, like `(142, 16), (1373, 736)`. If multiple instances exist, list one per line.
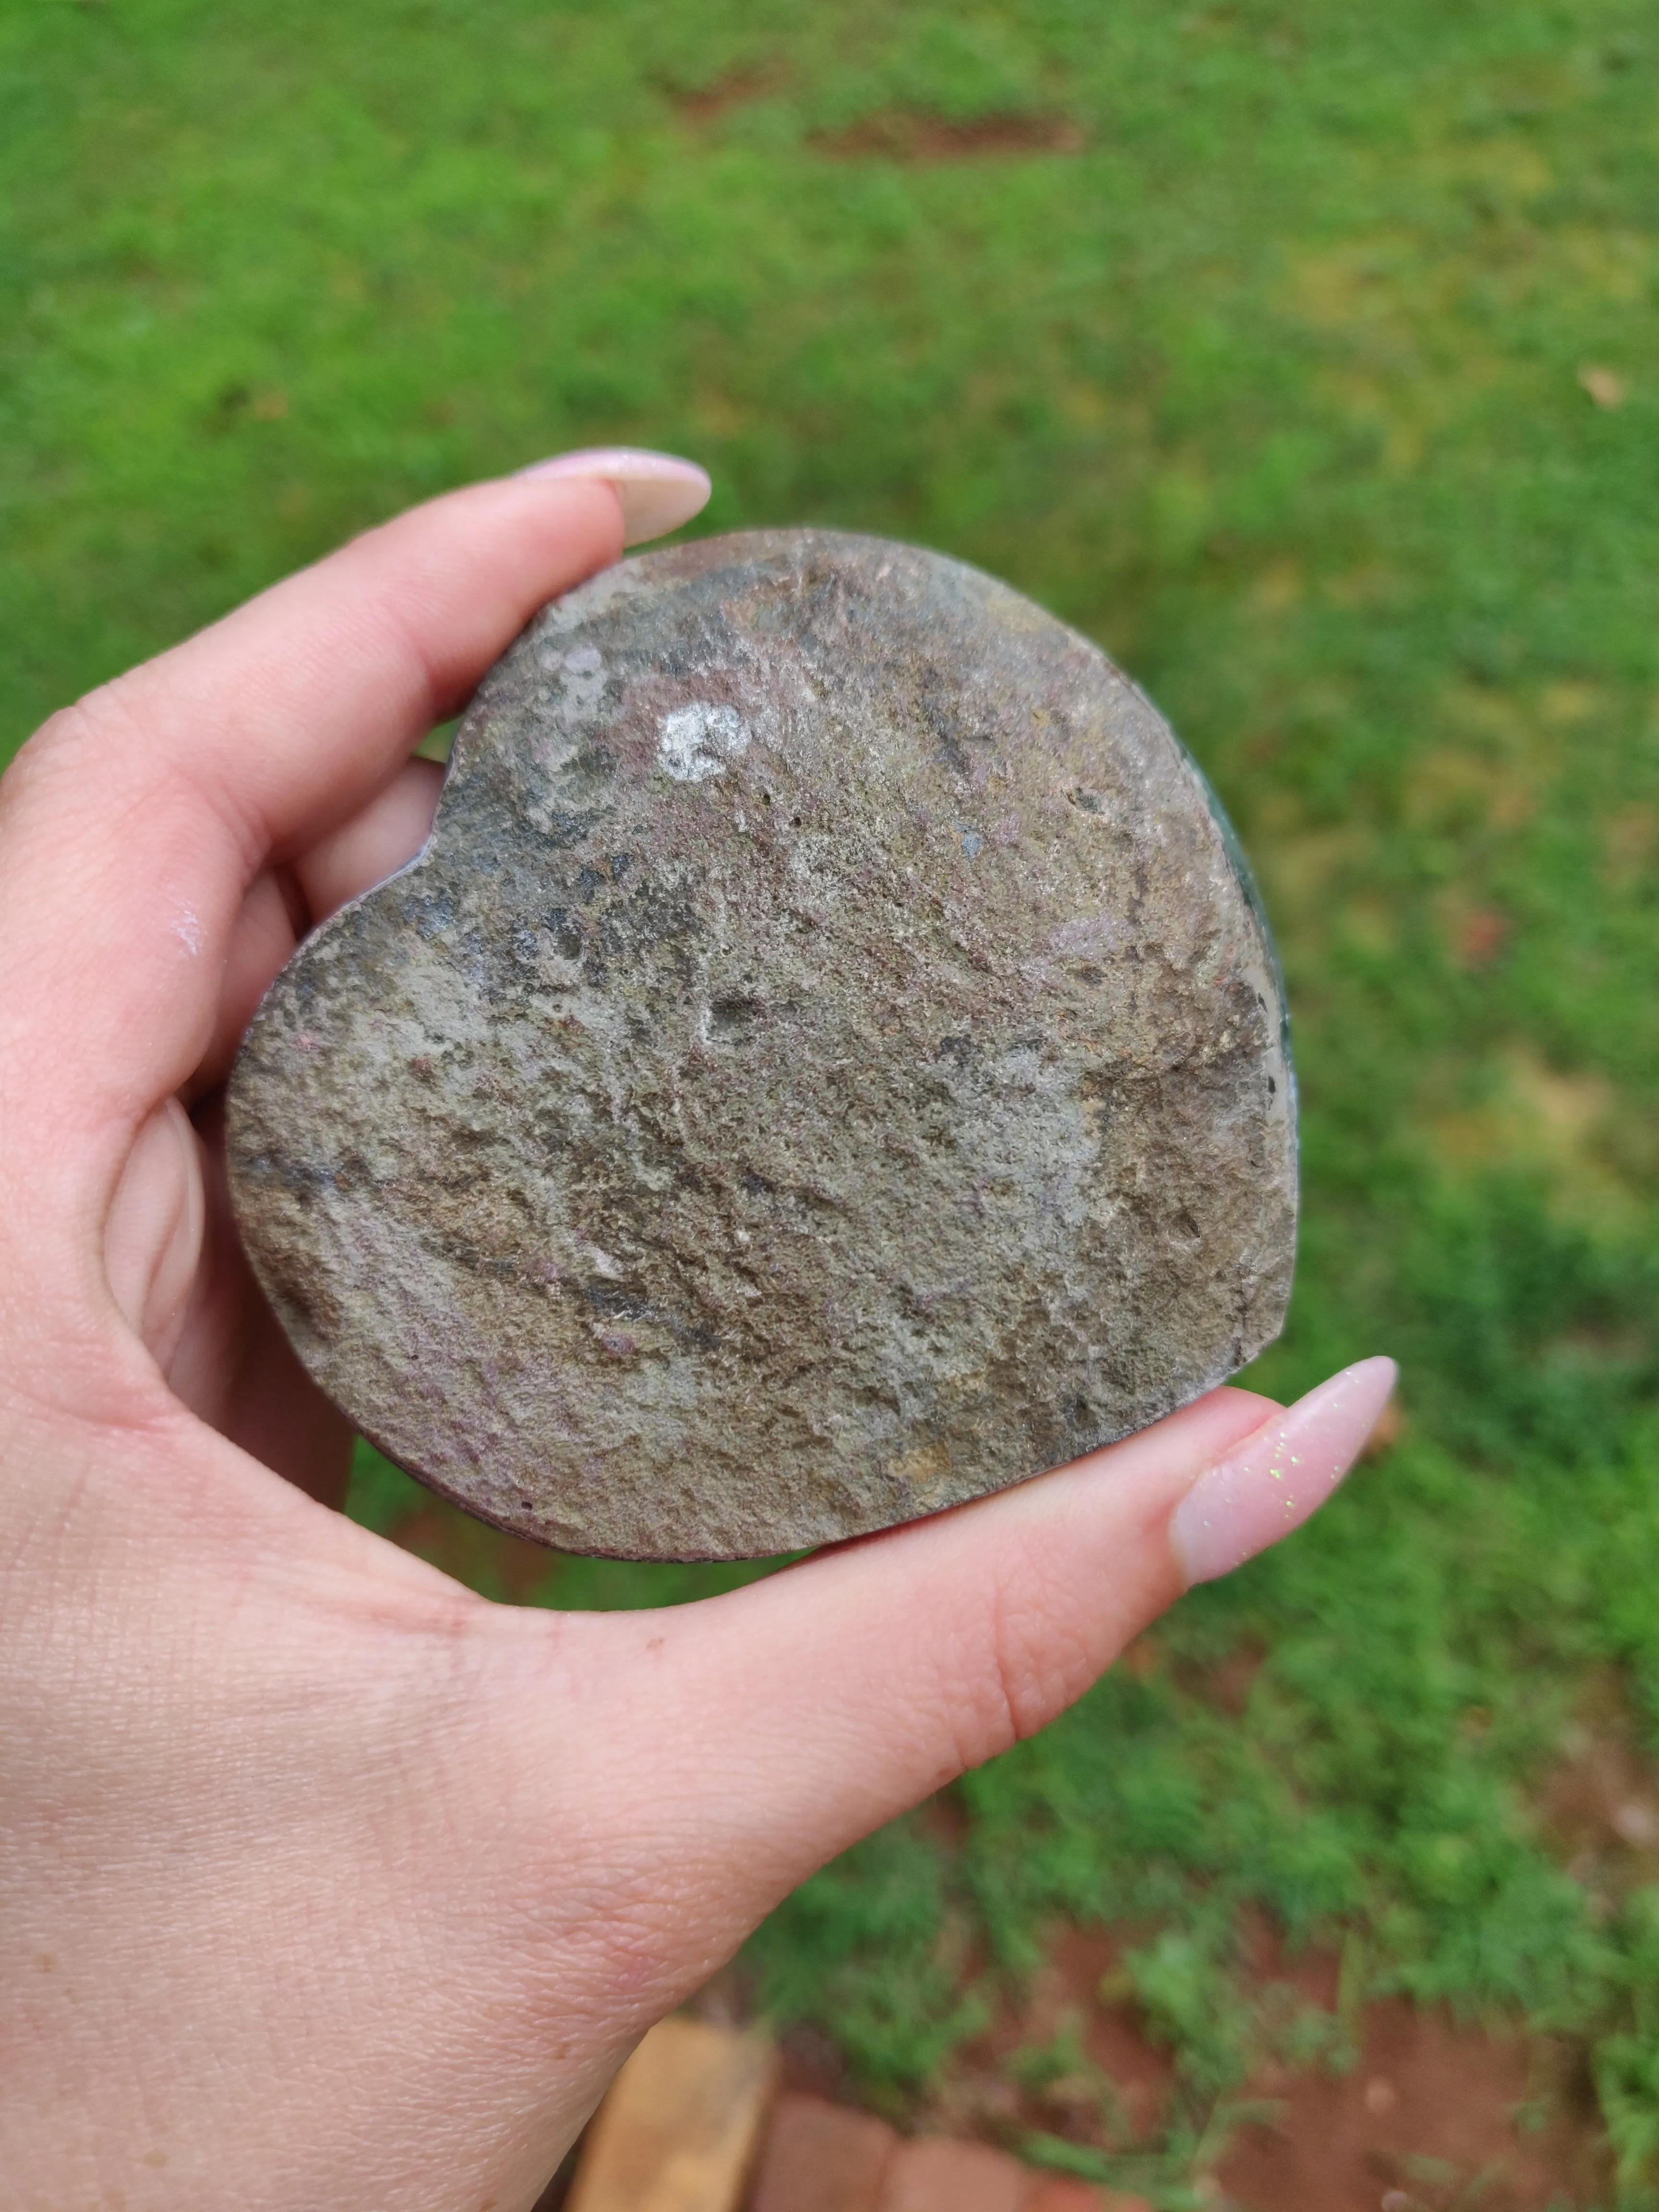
(4, 0), (1657, 2200)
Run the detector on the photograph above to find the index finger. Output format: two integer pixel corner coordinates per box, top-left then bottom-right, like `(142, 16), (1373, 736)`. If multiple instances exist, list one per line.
(0, 475), (627, 1187)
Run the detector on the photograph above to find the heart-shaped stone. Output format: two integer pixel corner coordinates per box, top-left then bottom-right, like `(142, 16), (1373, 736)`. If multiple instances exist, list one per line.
(228, 531), (1296, 1559)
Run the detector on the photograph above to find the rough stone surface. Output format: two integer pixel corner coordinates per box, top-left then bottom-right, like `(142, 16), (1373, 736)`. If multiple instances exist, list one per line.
(228, 530), (1296, 1559)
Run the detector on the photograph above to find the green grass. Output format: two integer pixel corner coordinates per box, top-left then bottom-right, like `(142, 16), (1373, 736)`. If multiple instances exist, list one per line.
(5, 0), (1658, 2199)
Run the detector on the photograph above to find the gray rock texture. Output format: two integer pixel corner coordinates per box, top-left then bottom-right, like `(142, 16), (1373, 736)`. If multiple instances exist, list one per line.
(228, 530), (1296, 1559)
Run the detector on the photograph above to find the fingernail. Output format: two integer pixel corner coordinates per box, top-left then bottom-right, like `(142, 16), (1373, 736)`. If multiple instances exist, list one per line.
(516, 447), (711, 546)
(1169, 1357), (1398, 1588)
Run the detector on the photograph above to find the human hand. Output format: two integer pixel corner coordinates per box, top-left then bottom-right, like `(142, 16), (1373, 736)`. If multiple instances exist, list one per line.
(0, 459), (1395, 2211)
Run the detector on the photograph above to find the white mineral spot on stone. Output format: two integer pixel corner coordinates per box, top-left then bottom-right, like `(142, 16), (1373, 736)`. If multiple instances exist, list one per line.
(544, 642), (608, 727)
(658, 701), (751, 781)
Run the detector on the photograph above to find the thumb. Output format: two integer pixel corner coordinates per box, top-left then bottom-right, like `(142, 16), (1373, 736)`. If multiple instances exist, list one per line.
(538, 1360), (1395, 2002)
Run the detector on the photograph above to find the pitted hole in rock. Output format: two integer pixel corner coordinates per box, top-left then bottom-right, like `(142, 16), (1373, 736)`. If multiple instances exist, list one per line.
(709, 995), (765, 1040)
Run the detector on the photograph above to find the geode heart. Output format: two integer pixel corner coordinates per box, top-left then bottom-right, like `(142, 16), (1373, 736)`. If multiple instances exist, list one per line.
(228, 530), (1296, 1559)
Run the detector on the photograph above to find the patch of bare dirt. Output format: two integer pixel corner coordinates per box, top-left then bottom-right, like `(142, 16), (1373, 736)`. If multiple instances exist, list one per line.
(1539, 1667), (1659, 1914)
(808, 109), (1086, 163)
(671, 64), (792, 123)
(1220, 2004), (1601, 2212)
(920, 1916), (1606, 2210)
(931, 1926), (1177, 2152)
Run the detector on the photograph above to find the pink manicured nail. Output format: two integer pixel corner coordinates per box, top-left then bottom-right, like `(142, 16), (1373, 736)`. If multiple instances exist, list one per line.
(516, 447), (711, 546)
(1169, 1358), (1398, 1587)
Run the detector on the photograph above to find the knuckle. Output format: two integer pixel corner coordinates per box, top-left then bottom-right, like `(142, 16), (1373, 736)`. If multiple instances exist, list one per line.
(938, 1554), (1098, 1774)
(32, 680), (146, 764)
(3, 684), (152, 819)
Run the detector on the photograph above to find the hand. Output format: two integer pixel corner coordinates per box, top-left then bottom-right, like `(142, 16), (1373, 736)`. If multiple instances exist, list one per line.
(0, 460), (1395, 2212)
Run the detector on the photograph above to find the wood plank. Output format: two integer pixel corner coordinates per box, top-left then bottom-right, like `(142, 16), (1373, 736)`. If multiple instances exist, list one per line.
(566, 2016), (778, 2212)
